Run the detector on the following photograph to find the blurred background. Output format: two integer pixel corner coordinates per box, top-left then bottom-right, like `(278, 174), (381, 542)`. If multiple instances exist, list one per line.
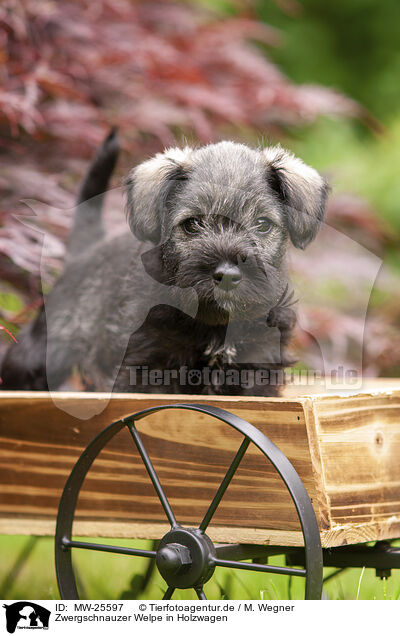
(1, 0), (400, 381)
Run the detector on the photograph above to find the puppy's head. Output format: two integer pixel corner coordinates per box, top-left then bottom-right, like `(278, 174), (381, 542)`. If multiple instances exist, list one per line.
(125, 142), (329, 324)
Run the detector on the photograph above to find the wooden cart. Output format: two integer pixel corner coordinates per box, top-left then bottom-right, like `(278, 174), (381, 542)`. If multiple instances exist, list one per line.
(1, 382), (400, 599)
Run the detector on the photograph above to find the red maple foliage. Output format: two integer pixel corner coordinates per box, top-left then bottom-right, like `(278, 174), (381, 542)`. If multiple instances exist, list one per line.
(0, 0), (361, 284)
(1, 0), (360, 146)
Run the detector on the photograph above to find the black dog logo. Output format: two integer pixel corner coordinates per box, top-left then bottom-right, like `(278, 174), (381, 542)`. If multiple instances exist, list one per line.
(3, 602), (50, 633)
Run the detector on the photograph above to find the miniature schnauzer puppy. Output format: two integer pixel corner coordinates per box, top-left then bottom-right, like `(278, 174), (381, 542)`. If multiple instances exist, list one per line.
(1, 132), (328, 395)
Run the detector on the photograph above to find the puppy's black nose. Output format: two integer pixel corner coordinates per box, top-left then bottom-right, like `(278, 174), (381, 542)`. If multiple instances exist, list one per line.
(213, 262), (242, 291)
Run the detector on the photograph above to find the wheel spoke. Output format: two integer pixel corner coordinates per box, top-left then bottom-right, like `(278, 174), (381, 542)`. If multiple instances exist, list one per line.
(199, 436), (250, 533)
(195, 587), (207, 600)
(62, 538), (156, 559)
(128, 423), (177, 527)
(213, 557), (306, 577)
(163, 586), (175, 599)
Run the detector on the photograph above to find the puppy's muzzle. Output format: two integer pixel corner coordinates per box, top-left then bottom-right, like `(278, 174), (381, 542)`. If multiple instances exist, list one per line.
(213, 262), (242, 292)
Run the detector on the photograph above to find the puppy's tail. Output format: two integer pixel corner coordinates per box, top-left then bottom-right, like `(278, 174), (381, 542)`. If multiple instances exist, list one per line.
(66, 128), (120, 261)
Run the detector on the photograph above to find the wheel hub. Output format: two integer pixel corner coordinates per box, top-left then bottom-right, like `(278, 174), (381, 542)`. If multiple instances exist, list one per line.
(156, 527), (216, 589)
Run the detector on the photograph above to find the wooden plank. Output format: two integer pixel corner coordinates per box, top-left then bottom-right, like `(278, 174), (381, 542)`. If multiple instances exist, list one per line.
(301, 398), (331, 531)
(2, 517), (400, 549)
(0, 518), (304, 547)
(312, 391), (400, 537)
(0, 392), (318, 546)
(1, 386), (400, 548)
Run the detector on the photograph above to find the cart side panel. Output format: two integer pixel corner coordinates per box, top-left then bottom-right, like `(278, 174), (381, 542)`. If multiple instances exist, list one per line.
(314, 390), (400, 543)
(0, 393), (319, 546)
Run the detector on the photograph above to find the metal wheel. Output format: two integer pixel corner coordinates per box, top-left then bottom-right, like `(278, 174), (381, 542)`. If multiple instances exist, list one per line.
(55, 404), (323, 600)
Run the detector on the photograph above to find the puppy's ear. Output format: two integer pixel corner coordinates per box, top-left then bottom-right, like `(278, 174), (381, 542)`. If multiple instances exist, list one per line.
(125, 147), (193, 243)
(263, 146), (329, 249)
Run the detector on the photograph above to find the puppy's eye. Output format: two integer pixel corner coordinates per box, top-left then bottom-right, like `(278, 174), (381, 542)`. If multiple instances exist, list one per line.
(181, 217), (202, 235)
(255, 217), (273, 234)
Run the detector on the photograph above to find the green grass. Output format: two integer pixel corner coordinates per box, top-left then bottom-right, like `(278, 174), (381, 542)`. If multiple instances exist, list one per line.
(1, 535), (400, 600)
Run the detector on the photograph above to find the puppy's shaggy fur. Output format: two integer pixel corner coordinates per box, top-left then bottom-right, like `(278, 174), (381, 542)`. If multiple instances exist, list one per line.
(1, 133), (328, 395)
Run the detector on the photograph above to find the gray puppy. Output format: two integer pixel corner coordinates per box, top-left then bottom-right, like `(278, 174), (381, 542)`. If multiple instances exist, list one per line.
(1, 133), (328, 395)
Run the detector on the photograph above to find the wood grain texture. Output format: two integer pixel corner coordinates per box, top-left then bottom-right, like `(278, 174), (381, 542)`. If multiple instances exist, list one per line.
(1, 386), (400, 547)
(313, 391), (400, 535)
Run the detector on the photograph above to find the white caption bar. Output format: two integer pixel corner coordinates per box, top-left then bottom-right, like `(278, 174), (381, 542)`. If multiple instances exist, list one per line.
(1, 599), (395, 635)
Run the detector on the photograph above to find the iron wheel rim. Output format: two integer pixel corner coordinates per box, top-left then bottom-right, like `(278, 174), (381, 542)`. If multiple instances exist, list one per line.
(55, 403), (323, 600)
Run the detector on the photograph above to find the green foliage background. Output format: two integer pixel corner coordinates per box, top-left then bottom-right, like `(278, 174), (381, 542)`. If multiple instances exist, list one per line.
(257, 0), (400, 122)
